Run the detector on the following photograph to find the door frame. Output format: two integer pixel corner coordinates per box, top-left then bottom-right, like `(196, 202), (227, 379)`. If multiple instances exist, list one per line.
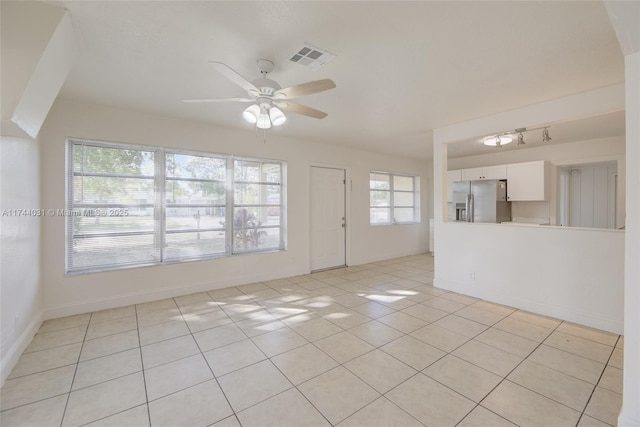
(554, 155), (624, 228)
(309, 162), (351, 271)
(559, 160), (618, 229)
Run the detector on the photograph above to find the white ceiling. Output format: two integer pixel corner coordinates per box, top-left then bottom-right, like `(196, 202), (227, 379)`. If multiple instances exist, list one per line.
(52, 1), (625, 159)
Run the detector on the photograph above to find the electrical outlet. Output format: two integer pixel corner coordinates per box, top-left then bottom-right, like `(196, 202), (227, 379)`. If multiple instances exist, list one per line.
(469, 272), (476, 280)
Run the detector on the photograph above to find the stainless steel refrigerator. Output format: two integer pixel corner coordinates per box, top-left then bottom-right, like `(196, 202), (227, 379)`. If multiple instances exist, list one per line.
(448, 180), (511, 223)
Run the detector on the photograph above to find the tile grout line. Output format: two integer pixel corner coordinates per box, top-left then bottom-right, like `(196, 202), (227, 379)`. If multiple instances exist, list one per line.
(169, 274), (616, 427)
(178, 295), (246, 427)
(231, 285), (381, 426)
(574, 334), (622, 427)
(21, 338), (87, 356)
(256, 292), (436, 426)
(2, 259), (413, 418)
(76, 404), (149, 427)
(449, 308), (563, 426)
(309, 269), (441, 424)
(5, 256), (622, 427)
(264, 316), (383, 426)
(174, 264), (430, 424)
(58, 311), (93, 427)
(230, 284), (347, 424)
(234, 286), (337, 426)
(465, 318), (588, 426)
(133, 300), (152, 427)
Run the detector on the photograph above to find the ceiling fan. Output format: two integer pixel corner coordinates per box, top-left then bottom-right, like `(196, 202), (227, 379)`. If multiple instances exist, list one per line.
(183, 59), (336, 129)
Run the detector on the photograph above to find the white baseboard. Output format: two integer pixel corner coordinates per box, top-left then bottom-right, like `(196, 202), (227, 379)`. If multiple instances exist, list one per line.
(43, 249), (431, 321)
(351, 247), (429, 267)
(433, 278), (623, 335)
(1, 311), (43, 386)
(44, 265), (307, 321)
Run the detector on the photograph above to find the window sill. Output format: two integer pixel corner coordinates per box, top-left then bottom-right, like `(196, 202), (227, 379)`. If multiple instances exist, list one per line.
(65, 248), (286, 276)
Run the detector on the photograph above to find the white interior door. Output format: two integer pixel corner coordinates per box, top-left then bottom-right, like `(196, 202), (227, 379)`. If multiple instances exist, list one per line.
(567, 163), (617, 229)
(310, 166), (346, 271)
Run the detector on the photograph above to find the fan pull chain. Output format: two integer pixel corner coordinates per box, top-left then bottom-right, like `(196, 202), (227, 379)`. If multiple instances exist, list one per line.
(255, 125), (267, 144)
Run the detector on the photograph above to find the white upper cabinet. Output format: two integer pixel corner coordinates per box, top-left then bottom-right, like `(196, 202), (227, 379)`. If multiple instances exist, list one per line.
(506, 161), (549, 201)
(460, 165), (507, 181)
(482, 164), (508, 180)
(460, 167), (483, 181)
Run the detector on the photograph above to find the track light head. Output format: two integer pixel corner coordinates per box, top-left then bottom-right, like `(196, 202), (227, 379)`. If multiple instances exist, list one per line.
(483, 126), (550, 149)
(483, 135), (512, 147)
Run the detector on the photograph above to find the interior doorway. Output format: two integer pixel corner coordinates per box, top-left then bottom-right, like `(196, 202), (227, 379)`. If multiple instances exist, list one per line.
(559, 162), (617, 229)
(310, 166), (346, 271)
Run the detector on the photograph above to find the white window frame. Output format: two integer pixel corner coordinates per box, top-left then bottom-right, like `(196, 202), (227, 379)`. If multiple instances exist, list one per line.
(66, 138), (286, 274)
(163, 149), (230, 262)
(232, 156), (285, 255)
(369, 170), (420, 226)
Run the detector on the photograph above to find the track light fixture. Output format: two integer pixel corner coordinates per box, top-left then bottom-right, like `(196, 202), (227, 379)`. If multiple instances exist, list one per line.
(483, 135), (512, 147)
(516, 127), (526, 146)
(483, 126), (551, 149)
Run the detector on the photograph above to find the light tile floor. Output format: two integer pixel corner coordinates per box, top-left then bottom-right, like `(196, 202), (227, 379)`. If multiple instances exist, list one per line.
(0, 254), (624, 427)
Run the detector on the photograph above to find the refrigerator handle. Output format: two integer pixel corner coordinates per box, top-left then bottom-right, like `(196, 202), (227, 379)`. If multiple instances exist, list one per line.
(466, 193), (474, 222)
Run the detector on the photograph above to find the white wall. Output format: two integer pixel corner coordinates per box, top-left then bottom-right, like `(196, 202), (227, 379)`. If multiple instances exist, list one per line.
(433, 84), (626, 335)
(437, 222), (624, 333)
(620, 50), (640, 427)
(605, 2), (640, 423)
(448, 136), (626, 227)
(0, 1), (76, 385)
(0, 136), (42, 384)
(39, 99), (430, 319)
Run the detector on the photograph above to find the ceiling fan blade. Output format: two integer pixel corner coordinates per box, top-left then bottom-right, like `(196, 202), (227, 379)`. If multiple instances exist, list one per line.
(209, 61), (259, 94)
(274, 79), (336, 100)
(182, 97), (254, 103)
(276, 101), (328, 119)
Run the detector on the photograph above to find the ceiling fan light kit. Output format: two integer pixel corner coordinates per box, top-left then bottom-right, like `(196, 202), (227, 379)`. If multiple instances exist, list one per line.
(242, 104), (260, 124)
(269, 106), (286, 126)
(483, 126), (552, 148)
(183, 58), (336, 132)
(256, 106), (272, 130)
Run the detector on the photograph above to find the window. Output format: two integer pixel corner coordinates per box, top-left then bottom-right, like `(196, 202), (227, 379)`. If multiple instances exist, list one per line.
(69, 142), (158, 271)
(233, 159), (283, 253)
(164, 152), (228, 261)
(369, 171), (419, 225)
(67, 139), (285, 273)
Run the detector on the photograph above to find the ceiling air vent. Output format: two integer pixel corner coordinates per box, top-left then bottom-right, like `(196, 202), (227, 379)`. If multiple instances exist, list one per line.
(289, 44), (336, 69)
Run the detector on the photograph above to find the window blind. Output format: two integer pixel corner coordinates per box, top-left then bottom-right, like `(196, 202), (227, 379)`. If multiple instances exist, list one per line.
(66, 139), (286, 274)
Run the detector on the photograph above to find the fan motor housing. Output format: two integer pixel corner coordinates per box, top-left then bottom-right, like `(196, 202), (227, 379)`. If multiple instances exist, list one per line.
(256, 59), (274, 74)
(251, 78), (281, 96)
